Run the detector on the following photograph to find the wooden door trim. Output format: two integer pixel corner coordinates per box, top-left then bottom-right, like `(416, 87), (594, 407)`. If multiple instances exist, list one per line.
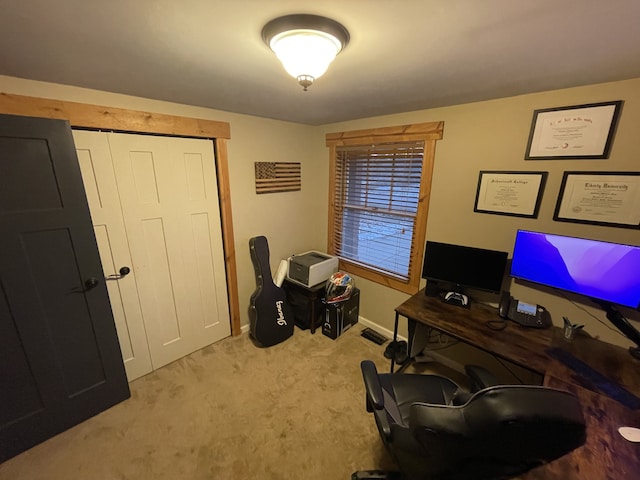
(0, 93), (230, 138)
(214, 139), (240, 336)
(0, 93), (241, 336)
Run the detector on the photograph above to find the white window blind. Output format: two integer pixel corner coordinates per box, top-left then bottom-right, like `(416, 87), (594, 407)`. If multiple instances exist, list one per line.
(332, 141), (425, 280)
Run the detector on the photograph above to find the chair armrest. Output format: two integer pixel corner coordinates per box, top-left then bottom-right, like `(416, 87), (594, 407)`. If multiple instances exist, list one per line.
(465, 364), (500, 392)
(361, 360), (385, 410)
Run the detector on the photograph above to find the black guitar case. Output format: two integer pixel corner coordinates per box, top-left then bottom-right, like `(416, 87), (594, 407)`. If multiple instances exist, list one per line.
(249, 236), (294, 347)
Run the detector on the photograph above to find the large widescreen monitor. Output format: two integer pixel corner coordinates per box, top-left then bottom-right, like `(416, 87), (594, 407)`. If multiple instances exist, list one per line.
(511, 230), (640, 358)
(511, 230), (640, 309)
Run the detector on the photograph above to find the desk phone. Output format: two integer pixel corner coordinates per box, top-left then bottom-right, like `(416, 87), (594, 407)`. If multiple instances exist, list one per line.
(499, 293), (551, 328)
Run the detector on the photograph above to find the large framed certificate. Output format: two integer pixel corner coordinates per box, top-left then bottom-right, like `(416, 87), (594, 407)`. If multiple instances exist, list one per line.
(554, 172), (640, 229)
(474, 171), (547, 218)
(525, 101), (622, 159)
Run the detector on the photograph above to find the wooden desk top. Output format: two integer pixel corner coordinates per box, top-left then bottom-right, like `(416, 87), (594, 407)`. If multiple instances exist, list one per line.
(534, 332), (640, 479)
(547, 328), (640, 398)
(396, 289), (640, 480)
(395, 290), (555, 374)
(524, 376), (640, 479)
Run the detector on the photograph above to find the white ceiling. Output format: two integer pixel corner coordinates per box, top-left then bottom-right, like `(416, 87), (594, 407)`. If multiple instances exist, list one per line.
(1, 0), (640, 125)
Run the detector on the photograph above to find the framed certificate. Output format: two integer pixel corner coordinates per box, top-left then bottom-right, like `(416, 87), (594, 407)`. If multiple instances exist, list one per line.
(554, 172), (640, 229)
(474, 171), (547, 218)
(525, 101), (622, 159)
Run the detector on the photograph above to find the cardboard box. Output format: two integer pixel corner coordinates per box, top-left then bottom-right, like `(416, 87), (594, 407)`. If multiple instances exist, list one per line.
(322, 288), (360, 340)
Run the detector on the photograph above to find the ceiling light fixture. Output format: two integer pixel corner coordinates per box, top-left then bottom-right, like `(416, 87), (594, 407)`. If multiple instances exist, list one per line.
(262, 14), (350, 91)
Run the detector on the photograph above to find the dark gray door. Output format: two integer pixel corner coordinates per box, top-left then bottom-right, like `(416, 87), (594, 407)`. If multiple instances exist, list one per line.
(0, 114), (130, 462)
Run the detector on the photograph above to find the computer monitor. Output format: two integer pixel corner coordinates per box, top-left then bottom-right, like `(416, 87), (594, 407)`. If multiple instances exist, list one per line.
(421, 241), (508, 306)
(511, 229), (640, 358)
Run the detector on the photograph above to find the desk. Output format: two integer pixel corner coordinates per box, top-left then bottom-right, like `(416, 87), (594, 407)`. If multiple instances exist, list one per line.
(394, 289), (640, 480)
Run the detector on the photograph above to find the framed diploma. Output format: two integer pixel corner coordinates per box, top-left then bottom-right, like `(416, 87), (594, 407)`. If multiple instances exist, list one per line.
(474, 171), (547, 218)
(554, 172), (640, 229)
(525, 101), (622, 159)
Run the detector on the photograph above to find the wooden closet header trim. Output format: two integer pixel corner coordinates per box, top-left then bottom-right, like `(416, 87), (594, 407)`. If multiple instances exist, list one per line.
(0, 93), (231, 139)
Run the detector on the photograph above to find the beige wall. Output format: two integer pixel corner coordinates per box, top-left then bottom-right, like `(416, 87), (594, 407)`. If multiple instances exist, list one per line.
(2, 74), (639, 353)
(320, 77), (640, 350)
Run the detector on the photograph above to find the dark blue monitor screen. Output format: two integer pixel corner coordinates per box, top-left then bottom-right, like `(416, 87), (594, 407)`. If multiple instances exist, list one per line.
(511, 230), (640, 309)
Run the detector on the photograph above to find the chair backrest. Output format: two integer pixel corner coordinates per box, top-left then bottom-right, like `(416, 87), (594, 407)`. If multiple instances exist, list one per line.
(408, 385), (586, 479)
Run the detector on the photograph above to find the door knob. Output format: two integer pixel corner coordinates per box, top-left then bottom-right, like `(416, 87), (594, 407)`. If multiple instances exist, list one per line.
(85, 277), (100, 290)
(105, 266), (131, 281)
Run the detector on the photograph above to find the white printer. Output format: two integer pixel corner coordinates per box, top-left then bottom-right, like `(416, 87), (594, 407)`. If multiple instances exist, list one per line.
(287, 251), (338, 287)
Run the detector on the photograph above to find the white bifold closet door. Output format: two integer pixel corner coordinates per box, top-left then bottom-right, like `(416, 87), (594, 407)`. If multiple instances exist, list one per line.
(73, 130), (230, 381)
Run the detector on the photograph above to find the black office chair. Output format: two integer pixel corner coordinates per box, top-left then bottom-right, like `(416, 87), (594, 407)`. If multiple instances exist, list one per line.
(355, 360), (586, 480)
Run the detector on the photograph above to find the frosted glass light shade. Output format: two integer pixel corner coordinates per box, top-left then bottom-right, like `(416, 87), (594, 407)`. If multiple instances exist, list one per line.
(270, 29), (342, 81)
(262, 14), (349, 90)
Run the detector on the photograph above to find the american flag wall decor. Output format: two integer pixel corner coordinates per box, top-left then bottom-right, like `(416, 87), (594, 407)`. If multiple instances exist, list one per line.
(254, 162), (301, 194)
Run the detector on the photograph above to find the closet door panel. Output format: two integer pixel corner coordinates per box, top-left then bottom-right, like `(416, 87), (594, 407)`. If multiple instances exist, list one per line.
(169, 140), (230, 350)
(73, 131), (152, 381)
(107, 133), (230, 369)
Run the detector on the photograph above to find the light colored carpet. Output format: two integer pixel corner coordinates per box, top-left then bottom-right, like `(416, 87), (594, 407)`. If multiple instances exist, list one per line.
(0, 325), (411, 480)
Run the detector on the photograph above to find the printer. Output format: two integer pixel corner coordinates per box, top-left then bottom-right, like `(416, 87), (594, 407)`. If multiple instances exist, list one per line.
(287, 251), (338, 288)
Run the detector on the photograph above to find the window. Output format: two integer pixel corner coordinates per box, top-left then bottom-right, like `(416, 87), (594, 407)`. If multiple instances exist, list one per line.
(326, 122), (444, 294)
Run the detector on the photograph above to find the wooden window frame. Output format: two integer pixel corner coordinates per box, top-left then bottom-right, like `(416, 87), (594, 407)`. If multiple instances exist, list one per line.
(326, 122), (444, 295)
